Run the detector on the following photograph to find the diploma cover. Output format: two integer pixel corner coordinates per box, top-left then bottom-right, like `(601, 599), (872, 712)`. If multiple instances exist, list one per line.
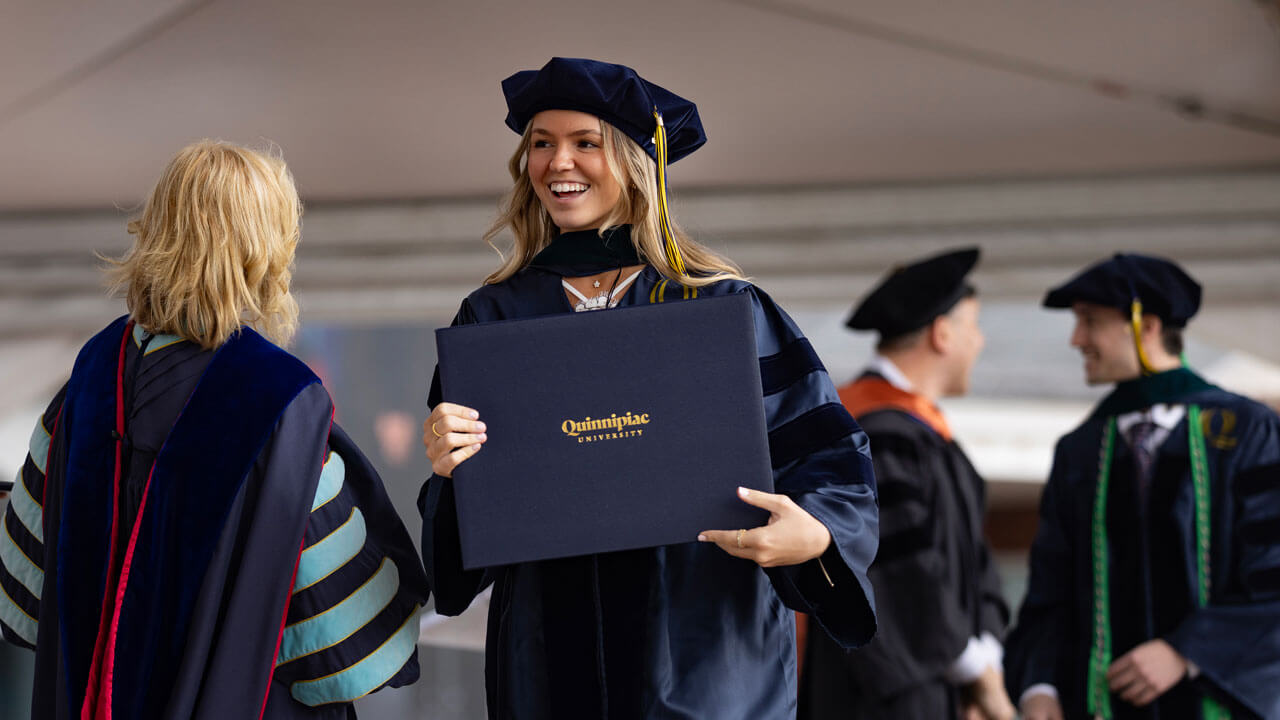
(435, 293), (773, 569)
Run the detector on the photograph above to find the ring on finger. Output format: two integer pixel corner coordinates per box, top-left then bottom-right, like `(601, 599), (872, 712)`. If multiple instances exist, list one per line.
(736, 528), (746, 549)
(431, 421), (444, 438)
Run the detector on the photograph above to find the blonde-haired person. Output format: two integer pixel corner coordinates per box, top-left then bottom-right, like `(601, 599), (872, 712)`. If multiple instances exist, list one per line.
(421, 58), (879, 719)
(106, 140), (301, 349)
(0, 140), (428, 720)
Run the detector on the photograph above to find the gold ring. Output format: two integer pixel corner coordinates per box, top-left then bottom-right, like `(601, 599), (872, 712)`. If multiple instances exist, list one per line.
(736, 529), (746, 549)
(431, 421), (444, 438)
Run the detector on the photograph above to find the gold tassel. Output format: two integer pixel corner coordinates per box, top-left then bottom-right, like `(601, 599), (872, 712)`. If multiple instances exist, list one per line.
(1130, 298), (1156, 375)
(653, 109), (688, 278)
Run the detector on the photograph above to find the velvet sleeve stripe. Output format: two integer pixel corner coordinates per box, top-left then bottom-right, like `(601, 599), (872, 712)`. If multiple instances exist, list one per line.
(1241, 517), (1280, 546)
(312, 452), (344, 512)
(768, 402), (861, 470)
(294, 508), (366, 595)
(1245, 565), (1280, 593)
(0, 514), (41, 598)
(1235, 461), (1280, 498)
(759, 338), (825, 397)
(12, 466), (44, 545)
(279, 558), (400, 665)
(27, 417), (51, 476)
(289, 606), (419, 706)
(274, 434), (426, 706)
(0, 571), (37, 646)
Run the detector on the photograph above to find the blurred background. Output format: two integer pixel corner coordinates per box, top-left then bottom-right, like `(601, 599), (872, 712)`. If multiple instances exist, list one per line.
(1, 0), (1278, 716)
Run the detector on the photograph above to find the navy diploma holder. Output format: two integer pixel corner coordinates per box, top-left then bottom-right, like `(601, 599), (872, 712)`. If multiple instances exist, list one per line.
(435, 293), (773, 569)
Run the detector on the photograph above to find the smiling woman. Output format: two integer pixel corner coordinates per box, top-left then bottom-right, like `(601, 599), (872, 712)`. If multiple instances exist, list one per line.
(419, 57), (882, 719)
(527, 111), (622, 232)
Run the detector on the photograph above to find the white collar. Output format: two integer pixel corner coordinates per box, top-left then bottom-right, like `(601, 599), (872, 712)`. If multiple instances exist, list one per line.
(1116, 403), (1186, 435)
(866, 354), (914, 392)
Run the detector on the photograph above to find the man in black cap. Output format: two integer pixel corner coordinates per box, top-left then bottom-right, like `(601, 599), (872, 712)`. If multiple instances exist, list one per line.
(1005, 253), (1280, 720)
(800, 247), (1015, 720)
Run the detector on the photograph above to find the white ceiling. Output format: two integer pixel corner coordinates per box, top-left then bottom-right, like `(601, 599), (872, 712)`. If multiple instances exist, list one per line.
(1, 0), (1278, 211)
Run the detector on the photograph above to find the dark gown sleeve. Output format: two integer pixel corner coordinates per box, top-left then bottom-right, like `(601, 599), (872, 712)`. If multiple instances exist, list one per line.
(849, 422), (973, 690)
(0, 383), (66, 650)
(1164, 404), (1280, 719)
(749, 286), (879, 649)
(270, 421), (430, 709)
(1003, 436), (1078, 701)
(420, 299), (493, 616)
(977, 534), (1010, 641)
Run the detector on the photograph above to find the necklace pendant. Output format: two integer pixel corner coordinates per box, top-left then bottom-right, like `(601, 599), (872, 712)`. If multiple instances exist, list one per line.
(592, 280), (601, 288)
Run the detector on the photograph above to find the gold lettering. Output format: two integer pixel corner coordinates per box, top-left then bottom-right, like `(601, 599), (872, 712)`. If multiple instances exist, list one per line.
(562, 410), (651, 442)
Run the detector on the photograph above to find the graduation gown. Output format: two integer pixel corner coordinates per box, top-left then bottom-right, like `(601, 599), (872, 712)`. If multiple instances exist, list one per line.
(800, 372), (1008, 720)
(421, 259), (880, 719)
(0, 318), (428, 719)
(1005, 369), (1280, 720)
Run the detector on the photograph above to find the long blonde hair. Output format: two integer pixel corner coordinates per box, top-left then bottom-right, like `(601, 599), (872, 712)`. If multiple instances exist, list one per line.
(483, 120), (744, 286)
(104, 140), (302, 349)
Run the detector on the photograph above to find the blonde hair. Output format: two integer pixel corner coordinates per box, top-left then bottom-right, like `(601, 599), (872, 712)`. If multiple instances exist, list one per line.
(104, 140), (302, 349)
(483, 120), (744, 286)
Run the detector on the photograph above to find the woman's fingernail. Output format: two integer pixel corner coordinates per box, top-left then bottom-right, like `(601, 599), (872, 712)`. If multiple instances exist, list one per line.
(697, 534), (707, 542)
(469, 410), (480, 419)
(477, 433), (487, 442)
(738, 487), (750, 498)
(476, 422), (486, 432)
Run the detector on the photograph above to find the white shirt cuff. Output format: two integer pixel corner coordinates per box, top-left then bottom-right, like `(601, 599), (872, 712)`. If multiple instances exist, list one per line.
(945, 634), (1001, 685)
(1020, 684), (1059, 707)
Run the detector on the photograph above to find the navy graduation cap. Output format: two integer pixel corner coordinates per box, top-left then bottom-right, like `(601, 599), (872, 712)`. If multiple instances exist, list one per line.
(1044, 252), (1201, 374)
(846, 247), (980, 339)
(502, 57), (706, 164)
(1042, 252), (1202, 327)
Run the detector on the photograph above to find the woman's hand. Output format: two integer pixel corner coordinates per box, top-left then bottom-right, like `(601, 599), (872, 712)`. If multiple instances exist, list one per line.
(698, 487), (831, 567)
(423, 402), (487, 478)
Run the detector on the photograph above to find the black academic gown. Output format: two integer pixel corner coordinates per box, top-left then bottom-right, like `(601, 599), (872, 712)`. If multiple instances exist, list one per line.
(1005, 371), (1280, 720)
(421, 253), (880, 719)
(0, 318), (428, 720)
(800, 374), (1008, 720)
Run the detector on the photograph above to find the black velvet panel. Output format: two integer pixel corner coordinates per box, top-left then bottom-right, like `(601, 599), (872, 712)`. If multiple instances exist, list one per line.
(759, 338), (825, 397)
(768, 402), (860, 470)
(1241, 517), (1280, 545)
(55, 317), (128, 708)
(597, 548), (657, 719)
(1145, 452), (1194, 640)
(538, 557), (605, 718)
(1105, 441), (1150, 659)
(1235, 461), (1280, 498)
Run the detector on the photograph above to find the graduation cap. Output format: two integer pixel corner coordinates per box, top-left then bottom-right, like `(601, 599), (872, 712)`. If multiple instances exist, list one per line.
(502, 57), (706, 163)
(1043, 252), (1202, 373)
(502, 57), (705, 276)
(846, 247), (980, 339)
